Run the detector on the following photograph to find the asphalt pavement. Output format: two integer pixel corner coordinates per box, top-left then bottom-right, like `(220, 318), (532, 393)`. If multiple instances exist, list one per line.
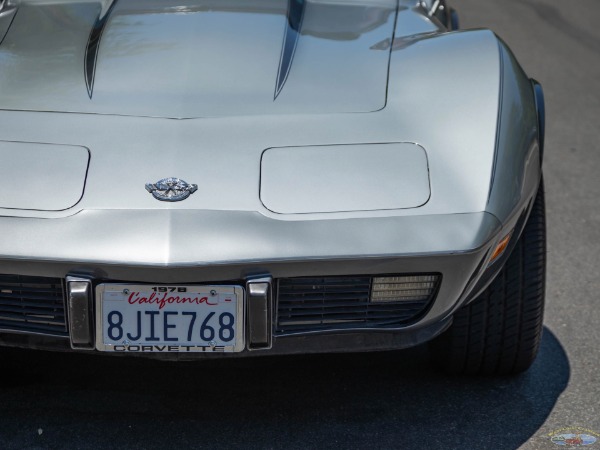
(1, 0), (599, 449)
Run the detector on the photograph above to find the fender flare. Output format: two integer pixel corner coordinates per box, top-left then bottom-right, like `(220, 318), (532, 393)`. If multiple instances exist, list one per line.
(531, 79), (545, 165)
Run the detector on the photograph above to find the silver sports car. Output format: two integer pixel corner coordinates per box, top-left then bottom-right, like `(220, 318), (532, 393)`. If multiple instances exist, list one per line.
(0, 0), (545, 375)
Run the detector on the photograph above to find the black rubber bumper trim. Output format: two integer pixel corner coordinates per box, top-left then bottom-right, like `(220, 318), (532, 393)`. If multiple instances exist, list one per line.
(0, 317), (451, 359)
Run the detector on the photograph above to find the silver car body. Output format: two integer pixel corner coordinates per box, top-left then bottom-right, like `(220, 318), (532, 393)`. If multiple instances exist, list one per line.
(0, 0), (542, 356)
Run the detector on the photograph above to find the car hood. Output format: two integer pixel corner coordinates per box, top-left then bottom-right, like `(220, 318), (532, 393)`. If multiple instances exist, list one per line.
(0, 0), (397, 119)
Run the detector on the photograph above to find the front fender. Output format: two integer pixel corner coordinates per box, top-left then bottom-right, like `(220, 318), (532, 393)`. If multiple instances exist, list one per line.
(486, 38), (542, 224)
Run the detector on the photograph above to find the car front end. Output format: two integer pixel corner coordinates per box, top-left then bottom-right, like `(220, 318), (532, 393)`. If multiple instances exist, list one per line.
(0, 0), (544, 372)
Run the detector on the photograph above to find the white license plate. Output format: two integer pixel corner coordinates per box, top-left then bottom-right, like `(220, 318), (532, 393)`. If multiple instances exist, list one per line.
(95, 284), (245, 353)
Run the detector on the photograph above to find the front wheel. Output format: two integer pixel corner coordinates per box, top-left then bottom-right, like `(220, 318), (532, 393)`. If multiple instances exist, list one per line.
(430, 179), (546, 376)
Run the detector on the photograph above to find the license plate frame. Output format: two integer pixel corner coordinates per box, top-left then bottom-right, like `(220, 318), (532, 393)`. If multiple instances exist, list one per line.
(95, 284), (245, 353)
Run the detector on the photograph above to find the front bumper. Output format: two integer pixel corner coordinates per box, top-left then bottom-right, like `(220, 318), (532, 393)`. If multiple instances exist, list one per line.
(0, 209), (512, 356)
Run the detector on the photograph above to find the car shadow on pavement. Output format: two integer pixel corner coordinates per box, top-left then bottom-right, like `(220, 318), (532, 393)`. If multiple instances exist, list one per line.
(0, 326), (568, 450)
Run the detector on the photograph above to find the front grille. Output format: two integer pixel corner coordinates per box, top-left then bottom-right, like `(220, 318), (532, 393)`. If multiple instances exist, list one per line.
(276, 275), (439, 334)
(0, 275), (68, 336)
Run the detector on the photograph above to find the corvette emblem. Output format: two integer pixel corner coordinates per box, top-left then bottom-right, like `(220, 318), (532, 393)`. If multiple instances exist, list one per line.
(145, 177), (198, 202)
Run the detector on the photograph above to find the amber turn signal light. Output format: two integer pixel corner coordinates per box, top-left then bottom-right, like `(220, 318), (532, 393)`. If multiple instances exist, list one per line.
(489, 232), (512, 265)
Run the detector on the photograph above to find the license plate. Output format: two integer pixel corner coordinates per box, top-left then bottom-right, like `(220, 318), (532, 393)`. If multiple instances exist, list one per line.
(95, 284), (245, 353)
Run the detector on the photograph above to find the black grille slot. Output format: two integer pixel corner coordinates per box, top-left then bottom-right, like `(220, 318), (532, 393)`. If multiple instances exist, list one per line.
(0, 275), (67, 336)
(276, 275), (438, 334)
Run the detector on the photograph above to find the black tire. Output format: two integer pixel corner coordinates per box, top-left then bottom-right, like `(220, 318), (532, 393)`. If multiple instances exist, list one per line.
(430, 179), (546, 376)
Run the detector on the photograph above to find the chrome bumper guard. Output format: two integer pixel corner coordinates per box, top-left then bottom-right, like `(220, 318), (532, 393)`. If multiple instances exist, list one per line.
(66, 276), (94, 350)
(246, 277), (273, 350)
